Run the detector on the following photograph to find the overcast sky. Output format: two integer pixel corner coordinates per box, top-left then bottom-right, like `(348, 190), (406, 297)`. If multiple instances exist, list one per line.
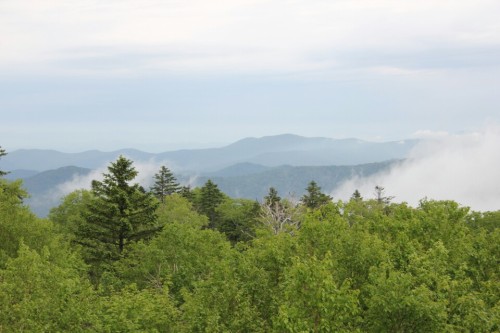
(1, 0), (499, 152)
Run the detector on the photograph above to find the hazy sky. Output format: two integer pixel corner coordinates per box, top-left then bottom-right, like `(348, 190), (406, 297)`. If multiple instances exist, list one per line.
(1, 0), (499, 152)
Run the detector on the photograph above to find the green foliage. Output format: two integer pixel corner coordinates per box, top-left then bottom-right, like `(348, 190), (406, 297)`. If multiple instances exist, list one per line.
(0, 244), (100, 332)
(216, 198), (260, 243)
(49, 189), (93, 236)
(156, 193), (208, 228)
(196, 179), (225, 228)
(1, 156), (499, 332)
(275, 254), (361, 332)
(264, 187), (281, 207)
(301, 180), (332, 209)
(76, 156), (159, 281)
(110, 221), (233, 302)
(0, 178), (54, 267)
(178, 185), (195, 202)
(180, 252), (266, 332)
(151, 165), (180, 203)
(99, 284), (179, 332)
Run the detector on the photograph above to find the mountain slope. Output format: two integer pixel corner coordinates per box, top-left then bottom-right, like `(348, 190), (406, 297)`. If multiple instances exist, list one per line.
(0, 134), (418, 172)
(195, 161), (396, 200)
(22, 166), (92, 217)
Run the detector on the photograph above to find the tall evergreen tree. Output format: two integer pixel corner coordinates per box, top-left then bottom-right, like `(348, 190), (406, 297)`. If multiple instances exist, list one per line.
(300, 181), (332, 209)
(150, 166), (180, 202)
(77, 156), (159, 268)
(351, 189), (363, 201)
(179, 185), (195, 203)
(0, 146), (7, 177)
(197, 179), (224, 228)
(264, 187), (281, 207)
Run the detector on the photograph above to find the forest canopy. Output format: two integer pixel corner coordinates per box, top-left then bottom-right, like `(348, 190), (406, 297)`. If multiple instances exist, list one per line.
(0, 155), (498, 332)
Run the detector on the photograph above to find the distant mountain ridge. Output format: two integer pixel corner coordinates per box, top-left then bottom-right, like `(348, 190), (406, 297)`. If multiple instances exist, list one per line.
(0, 134), (417, 217)
(1, 134), (418, 172)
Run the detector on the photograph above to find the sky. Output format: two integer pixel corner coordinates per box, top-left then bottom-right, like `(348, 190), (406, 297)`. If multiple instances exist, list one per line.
(1, 0), (500, 152)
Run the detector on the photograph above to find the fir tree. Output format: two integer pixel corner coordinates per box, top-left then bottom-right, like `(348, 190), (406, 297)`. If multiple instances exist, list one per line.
(264, 187), (281, 207)
(197, 179), (224, 228)
(0, 146), (8, 177)
(351, 189), (363, 201)
(300, 181), (332, 209)
(150, 166), (180, 202)
(77, 156), (160, 270)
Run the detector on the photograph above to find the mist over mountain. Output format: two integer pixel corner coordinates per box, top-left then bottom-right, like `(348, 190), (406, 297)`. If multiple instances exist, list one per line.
(0, 134), (416, 216)
(1, 134), (417, 172)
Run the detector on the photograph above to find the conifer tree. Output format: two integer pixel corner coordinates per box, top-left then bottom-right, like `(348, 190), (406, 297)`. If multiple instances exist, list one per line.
(77, 156), (159, 268)
(351, 189), (363, 201)
(197, 179), (224, 228)
(0, 146), (7, 177)
(150, 166), (180, 202)
(264, 187), (281, 207)
(300, 181), (332, 209)
(179, 185), (195, 203)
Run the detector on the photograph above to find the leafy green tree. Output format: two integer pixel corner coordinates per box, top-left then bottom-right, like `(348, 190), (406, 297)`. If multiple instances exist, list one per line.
(301, 181), (332, 209)
(0, 244), (100, 331)
(76, 156), (159, 273)
(156, 193), (208, 228)
(275, 254), (361, 332)
(0, 179), (54, 267)
(99, 284), (179, 332)
(110, 219), (233, 302)
(196, 179), (225, 228)
(216, 198), (261, 243)
(49, 189), (93, 236)
(180, 252), (266, 332)
(151, 165), (180, 203)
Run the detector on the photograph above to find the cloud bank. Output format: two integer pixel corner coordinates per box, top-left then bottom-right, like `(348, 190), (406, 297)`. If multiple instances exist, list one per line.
(2, 0), (499, 76)
(332, 126), (500, 211)
(55, 158), (181, 197)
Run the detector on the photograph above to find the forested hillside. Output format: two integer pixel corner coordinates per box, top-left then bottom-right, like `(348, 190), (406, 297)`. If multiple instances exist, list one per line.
(0, 151), (498, 332)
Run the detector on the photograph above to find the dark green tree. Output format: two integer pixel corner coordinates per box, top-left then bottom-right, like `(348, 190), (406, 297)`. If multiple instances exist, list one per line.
(351, 189), (363, 201)
(264, 187), (281, 207)
(197, 179), (225, 228)
(0, 146), (8, 177)
(179, 185), (195, 202)
(150, 166), (180, 203)
(300, 181), (332, 209)
(77, 156), (159, 269)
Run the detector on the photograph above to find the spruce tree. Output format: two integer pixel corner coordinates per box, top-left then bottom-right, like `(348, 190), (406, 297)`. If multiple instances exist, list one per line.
(300, 181), (332, 209)
(351, 189), (363, 201)
(0, 146), (7, 177)
(197, 179), (224, 228)
(151, 165), (180, 202)
(264, 187), (281, 207)
(77, 156), (159, 268)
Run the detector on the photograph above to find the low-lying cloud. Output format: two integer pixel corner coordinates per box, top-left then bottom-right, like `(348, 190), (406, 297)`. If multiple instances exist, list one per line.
(333, 126), (500, 211)
(55, 158), (181, 197)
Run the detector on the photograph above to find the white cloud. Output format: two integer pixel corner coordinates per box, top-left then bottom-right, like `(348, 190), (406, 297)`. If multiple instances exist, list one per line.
(333, 126), (500, 211)
(55, 158), (178, 195)
(1, 0), (499, 75)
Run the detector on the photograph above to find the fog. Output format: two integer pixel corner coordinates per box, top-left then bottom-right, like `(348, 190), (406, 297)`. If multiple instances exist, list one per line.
(55, 159), (183, 196)
(332, 127), (500, 211)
